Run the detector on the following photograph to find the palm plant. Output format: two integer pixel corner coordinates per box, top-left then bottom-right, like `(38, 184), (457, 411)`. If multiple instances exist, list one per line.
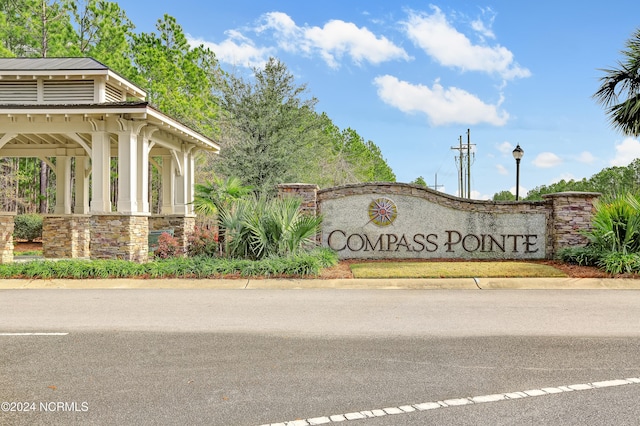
(246, 195), (322, 258)
(586, 193), (640, 254)
(593, 28), (640, 136)
(218, 194), (322, 260)
(194, 176), (253, 253)
(193, 176), (253, 218)
(218, 197), (255, 258)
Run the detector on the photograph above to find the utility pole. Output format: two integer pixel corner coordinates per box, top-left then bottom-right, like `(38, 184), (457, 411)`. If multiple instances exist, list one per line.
(451, 136), (464, 197)
(451, 129), (475, 198)
(428, 173), (444, 191)
(466, 129), (472, 198)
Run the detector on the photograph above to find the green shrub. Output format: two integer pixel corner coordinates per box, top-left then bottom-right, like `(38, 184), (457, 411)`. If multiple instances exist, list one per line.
(557, 246), (600, 266)
(597, 251), (640, 274)
(586, 194), (640, 254)
(13, 214), (43, 242)
(568, 193), (640, 274)
(0, 249), (339, 279)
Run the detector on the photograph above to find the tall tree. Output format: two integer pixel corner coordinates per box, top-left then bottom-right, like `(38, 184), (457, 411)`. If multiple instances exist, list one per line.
(0, 0), (76, 213)
(216, 57), (319, 194)
(340, 128), (396, 182)
(520, 158), (640, 201)
(411, 176), (428, 187)
(130, 14), (222, 137)
(594, 28), (640, 136)
(492, 190), (516, 201)
(67, 0), (135, 75)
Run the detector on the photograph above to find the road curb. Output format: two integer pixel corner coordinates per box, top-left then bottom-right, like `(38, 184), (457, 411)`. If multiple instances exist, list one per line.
(2, 277), (640, 290)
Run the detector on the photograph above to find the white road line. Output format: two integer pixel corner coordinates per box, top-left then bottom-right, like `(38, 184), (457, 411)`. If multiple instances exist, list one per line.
(260, 376), (640, 426)
(0, 332), (69, 336)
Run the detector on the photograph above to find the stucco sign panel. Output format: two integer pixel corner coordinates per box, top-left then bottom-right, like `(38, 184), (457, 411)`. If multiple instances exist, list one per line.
(321, 194), (547, 259)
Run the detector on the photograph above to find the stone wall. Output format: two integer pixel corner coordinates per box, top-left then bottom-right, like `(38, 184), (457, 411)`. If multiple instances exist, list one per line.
(277, 183), (600, 259)
(543, 192), (600, 254)
(42, 215), (90, 259)
(90, 214), (149, 262)
(0, 213), (15, 264)
(277, 183), (319, 215)
(149, 215), (195, 255)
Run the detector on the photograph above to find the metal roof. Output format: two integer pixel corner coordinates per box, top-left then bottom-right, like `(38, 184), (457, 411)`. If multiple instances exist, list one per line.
(0, 57), (108, 71)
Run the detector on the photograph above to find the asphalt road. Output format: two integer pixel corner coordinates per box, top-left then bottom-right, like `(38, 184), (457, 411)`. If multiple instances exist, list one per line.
(1, 289), (640, 425)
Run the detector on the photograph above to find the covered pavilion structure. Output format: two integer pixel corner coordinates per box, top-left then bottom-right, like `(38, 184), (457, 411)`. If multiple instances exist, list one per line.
(0, 58), (219, 263)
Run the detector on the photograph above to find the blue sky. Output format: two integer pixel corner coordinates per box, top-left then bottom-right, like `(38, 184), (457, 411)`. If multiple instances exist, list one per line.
(117, 0), (640, 199)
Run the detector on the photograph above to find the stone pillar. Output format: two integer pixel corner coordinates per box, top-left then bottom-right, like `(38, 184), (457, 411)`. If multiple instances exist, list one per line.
(277, 183), (320, 216)
(90, 214), (149, 262)
(0, 213), (15, 264)
(42, 215), (91, 259)
(149, 214), (195, 255)
(543, 192), (600, 256)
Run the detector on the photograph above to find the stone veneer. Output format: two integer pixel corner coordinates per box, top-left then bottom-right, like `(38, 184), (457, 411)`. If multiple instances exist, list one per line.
(0, 213), (15, 264)
(543, 192), (600, 254)
(149, 215), (196, 255)
(277, 183), (319, 215)
(90, 214), (149, 262)
(277, 183), (600, 259)
(42, 215), (91, 259)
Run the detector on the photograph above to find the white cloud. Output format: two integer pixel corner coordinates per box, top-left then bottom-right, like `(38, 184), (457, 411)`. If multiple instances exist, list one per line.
(373, 75), (509, 126)
(403, 6), (531, 81)
(256, 12), (303, 52)
(609, 137), (640, 166)
(471, 8), (496, 40)
(532, 152), (563, 168)
(495, 141), (512, 155)
(471, 190), (491, 200)
(510, 186), (528, 198)
(575, 151), (596, 164)
(259, 12), (411, 68)
(188, 31), (273, 68)
(550, 173), (576, 184)
(496, 164), (508, 175)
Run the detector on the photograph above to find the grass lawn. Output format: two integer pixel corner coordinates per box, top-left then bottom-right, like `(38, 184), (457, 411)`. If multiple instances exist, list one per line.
(350, 261), (568, 278)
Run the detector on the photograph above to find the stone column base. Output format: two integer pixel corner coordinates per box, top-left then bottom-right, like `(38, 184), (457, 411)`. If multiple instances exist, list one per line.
(90, 214), (149, 262)
(0, 213), (16, 264)
(149, 215), (195, 255)
(43, 215), (91, 259)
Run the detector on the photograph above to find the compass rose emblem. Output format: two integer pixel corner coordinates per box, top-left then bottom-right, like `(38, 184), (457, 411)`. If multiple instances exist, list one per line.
(368, 197), (397, 226)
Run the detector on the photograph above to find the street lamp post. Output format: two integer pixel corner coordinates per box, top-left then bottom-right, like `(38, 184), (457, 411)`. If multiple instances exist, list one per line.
(512, 144), (524, 200)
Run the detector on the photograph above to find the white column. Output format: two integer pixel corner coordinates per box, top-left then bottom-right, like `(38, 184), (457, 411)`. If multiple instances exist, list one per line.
(74, 157), (90, 214)
(186, 150), (196, 215)
(174, 151), (188, 215)
(54, 156), (72, 214)
(136, 134), (150, 213)
(161, 155), (174, 214)
(117, 127), (138, 213)
(90, 132), (111, 213)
